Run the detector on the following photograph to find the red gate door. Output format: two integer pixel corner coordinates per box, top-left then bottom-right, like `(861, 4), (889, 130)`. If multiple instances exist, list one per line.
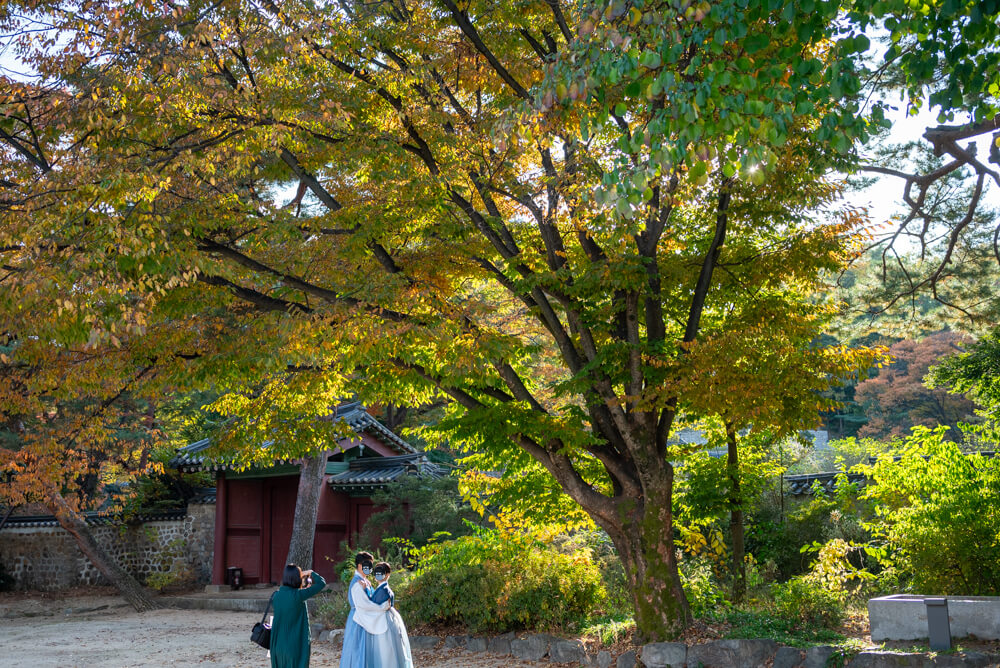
(225, 479), (263, 583)
(267, 476), (300, 583)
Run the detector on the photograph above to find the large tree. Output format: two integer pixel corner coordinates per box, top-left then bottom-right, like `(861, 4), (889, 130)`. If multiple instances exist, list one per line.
(2, 0), (981, 638)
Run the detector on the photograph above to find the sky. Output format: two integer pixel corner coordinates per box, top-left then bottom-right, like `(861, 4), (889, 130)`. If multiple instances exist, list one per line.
(849, 101), (999, 235)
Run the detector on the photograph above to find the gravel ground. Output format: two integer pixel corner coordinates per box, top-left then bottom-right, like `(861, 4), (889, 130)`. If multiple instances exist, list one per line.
(0, 594), (553, 668)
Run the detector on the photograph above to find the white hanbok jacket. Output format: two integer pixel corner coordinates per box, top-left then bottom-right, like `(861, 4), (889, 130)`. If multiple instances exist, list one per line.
(350, 578), (390, 634)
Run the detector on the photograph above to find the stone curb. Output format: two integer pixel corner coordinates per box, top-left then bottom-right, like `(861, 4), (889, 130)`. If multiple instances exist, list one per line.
(315, 632), (1000, 668)
(161, 596), (321, 614)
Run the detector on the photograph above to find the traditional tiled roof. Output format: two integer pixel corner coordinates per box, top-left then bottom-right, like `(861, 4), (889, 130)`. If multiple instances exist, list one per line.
(785, 451), (997, 496)
(168, 402), (416, 473)
(327, 453), (443, 491)
(784, 471), (867, 496)
(866, 451), (995, 465)
(189, 487), (217, 504)
(0, 508), (187, 529)
(337, 402), (415, 454)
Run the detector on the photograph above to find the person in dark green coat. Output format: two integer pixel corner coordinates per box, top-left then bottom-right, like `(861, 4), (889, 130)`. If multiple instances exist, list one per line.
(270, 564), (327, 668)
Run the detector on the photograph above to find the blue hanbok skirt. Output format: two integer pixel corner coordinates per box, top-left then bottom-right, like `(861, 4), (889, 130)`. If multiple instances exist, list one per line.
(365, 609), (413, 668)
(339, 609), (369, 668)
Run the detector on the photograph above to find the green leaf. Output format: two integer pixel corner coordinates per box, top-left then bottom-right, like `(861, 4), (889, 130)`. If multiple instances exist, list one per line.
(639, 50), (661, 69)
(744, 33), (771, 54)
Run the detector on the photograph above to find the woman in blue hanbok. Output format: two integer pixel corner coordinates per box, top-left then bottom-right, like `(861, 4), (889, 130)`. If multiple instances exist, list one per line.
(339, 552), (389, 668)
(367, 562), (414, 668)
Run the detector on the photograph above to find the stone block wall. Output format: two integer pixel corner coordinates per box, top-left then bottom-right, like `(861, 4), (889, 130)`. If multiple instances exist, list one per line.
(0, 504), (215, 590)
(184, 503), (216, 584)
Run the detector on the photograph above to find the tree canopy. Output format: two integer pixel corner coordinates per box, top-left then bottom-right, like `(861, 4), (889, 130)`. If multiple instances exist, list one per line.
(928, 327), (1000, 422)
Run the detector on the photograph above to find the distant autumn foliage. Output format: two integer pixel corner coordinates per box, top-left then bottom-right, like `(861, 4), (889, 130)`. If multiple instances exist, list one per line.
(855, 332), (977, 440)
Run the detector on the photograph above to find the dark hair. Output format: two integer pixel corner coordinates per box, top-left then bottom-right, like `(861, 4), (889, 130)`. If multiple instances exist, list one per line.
(373, 561), (391, 577)
(282, 564), (303, 588)
(355, 552), (374, 568)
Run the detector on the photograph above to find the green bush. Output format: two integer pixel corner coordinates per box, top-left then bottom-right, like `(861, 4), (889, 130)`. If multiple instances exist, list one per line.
(747, 475), (873, 581)
(862, 427), (1000, 595)
(679, 555), (728, 617)
(771, 575), (845, 629)
(552, 529), (632, 617)
(314, 591), (350, 629)
(396, 525), (606, 633)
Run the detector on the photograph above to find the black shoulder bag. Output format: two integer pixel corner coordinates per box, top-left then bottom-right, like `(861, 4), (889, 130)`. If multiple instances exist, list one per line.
(251, 592), (276, 649)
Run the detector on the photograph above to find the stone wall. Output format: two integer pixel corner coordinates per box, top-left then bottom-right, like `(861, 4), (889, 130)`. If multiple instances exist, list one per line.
(0, 503), (215, 590)
(382, 634), (1000, 668)
(184, 503), (215, 584)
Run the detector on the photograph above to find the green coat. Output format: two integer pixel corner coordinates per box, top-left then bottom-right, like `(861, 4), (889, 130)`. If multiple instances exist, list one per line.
(269, 573), (327, 668)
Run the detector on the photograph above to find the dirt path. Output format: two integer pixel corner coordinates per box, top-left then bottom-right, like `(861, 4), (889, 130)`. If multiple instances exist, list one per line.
(0, 598), (551, 668)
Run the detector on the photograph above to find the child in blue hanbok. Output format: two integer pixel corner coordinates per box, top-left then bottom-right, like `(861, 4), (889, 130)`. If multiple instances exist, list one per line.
(367, 562), (414, 668)
(339, 552), (389, 668)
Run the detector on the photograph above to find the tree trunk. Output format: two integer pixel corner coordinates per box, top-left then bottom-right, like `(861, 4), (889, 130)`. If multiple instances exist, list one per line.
(285, 450), (329, 569)
(383, 404), (408, 431)
(726, 424), (746, 602)
(47, 490), (160, 612)
(601, 463), (690, 641)
(0, 503), (17, 532)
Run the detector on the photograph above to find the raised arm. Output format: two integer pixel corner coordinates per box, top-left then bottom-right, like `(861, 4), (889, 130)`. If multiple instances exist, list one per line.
(296, 571), (327, 601)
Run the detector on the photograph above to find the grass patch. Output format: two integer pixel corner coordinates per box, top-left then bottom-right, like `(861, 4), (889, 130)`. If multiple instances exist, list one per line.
(578, 614), (635, 645)
(715, 609), (845, 647)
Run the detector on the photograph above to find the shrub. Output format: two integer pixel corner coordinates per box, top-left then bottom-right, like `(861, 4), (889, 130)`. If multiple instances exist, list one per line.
(679, 555), (728, 617)
(145, 569), (188, 592)
(769, 538), (866, 630)
(746, 476), (873, 581)
(552, 529), (632, 617)
(314, 591), (350, 629)
(396, 524), (606, 633)
(771, 575), (845, 629)
(862, 427), (1000, 595)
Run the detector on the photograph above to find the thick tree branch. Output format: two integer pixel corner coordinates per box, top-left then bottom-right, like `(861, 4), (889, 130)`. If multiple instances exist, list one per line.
(542, 0), (573, 44)
(197, 274), (313, 314)
(196, 239), (412, 321)
(279, 148), (343, 211)
(279, 149), (402, 274)
(516, 435), (617, 525)
(683, 180), (733, 343)
(437, 0), (532, 100)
